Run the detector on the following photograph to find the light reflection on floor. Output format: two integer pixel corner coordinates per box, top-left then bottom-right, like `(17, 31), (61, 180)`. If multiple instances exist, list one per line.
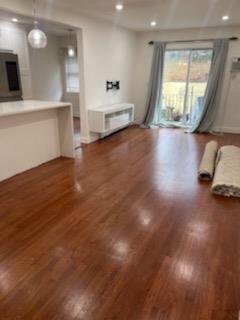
(0, 265), (10, 294)
(138, 208), (152, 227)
(173, 259), (196, 283)
(64, 291), (93, 319)
(113, 240), (129, 259)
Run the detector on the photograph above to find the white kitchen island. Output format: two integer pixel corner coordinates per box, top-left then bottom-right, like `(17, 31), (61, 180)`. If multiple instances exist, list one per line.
(0, 100), (75, 182)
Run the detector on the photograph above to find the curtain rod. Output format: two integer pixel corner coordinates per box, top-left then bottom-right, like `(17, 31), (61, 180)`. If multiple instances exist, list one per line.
(148, 37), (238, 45)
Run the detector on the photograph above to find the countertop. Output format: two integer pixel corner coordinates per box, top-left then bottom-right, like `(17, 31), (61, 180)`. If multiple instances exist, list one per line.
(0, 100), (71, 118)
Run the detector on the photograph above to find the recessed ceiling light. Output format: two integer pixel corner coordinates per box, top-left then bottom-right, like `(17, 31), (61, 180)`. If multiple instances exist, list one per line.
(115, 4), (124, 11)
(12, 18), (19, 22)
(222, 15), (229, 21)
(150, 21), (157, 27)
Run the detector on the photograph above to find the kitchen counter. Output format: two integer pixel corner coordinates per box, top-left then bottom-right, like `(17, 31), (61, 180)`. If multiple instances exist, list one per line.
(0, 100), (72, 117)
(0, 100), (75, 181)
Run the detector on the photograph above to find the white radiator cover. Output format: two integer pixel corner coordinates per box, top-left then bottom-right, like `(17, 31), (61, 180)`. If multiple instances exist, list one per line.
(89, 103), (134, 135)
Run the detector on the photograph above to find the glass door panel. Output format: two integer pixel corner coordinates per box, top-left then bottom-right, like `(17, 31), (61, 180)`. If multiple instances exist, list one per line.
(159, 48), (213, 128)
(160, 50), (190, 126)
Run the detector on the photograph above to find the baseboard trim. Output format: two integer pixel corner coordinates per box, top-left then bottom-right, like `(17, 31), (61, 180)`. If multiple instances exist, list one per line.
(133, 119), (142, 125)
(80, 136), (91, 144)
(213, 126), (240, 134)
(80, 134), (99, 144)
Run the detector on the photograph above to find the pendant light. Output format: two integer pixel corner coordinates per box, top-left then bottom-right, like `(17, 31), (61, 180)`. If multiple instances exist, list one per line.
(28, 0), (47, 49)
(68, 29), (76, 58)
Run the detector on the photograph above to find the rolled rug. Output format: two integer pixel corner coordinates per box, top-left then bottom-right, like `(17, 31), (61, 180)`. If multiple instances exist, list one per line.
(211, 146), (240, 197)
(198, 141), (218, 181)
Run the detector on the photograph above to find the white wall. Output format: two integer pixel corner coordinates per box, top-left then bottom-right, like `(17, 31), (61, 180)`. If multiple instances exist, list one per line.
(0, 0), (138, 142)
(81, 21), (137, 141)
(133, 26), (240, 133)
(82, 21), (137, 109)
(30, 34), (80, 117)
(0, 20), (32, 99)
(29, 34), (63, 102)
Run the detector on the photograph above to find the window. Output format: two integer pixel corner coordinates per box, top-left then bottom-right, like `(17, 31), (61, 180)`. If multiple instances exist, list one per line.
(65, 55), (80, 93)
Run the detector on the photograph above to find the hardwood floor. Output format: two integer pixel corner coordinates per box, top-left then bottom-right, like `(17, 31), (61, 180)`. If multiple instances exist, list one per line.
(0, 126), (240, 320)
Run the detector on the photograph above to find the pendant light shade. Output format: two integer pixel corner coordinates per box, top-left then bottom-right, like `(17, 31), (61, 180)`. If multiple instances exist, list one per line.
(28, 24), (47, 48)
(28, 0), (47, 49)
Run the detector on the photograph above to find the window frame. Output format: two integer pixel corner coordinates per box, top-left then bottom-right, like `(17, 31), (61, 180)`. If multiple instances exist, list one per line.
(64, 54), (80, 94)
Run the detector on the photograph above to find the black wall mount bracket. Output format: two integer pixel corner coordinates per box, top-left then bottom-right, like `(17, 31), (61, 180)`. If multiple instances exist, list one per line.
(106, 81), (120, 91)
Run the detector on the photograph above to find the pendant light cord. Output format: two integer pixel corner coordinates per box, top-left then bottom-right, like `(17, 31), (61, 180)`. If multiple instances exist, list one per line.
(33, 0), (37, 24)
(68, 29), (73, 47)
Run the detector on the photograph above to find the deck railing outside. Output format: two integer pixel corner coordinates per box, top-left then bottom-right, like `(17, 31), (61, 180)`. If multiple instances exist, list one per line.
(161, 90), (204, 124)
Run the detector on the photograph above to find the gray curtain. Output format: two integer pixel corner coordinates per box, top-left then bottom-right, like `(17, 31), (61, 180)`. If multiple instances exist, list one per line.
(141, 42), (166, 127)
(190, 39), (229, 133)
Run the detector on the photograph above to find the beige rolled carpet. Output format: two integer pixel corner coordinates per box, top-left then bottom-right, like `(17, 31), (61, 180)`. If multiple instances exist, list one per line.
(198, 141), (219, 181)
(212, 146), (240, 197)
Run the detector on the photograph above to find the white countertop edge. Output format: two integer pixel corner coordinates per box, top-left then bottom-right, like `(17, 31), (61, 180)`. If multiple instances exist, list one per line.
(0, 100), (72, 118)
(88, 103), (134, 113)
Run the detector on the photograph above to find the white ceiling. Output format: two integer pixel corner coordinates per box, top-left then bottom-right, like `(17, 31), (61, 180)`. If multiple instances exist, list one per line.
(40, 0), (240, 31)
(0, 9), (76, 36)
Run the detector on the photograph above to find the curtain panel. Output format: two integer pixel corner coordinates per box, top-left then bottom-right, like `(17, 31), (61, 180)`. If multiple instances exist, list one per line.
(189, 39), (229, 133)
(141, 42), (166, 127)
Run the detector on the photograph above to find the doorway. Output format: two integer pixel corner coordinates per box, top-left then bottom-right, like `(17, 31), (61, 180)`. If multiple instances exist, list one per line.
(59, 32), (81, 149)
(158, 48), (213, 128)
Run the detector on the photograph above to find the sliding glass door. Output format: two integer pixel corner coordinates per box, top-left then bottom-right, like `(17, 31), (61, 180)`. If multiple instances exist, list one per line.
(158, 48), (213, 128)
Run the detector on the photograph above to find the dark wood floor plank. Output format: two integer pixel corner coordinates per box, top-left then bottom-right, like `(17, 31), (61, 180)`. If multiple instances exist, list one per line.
(0, 127), (240, 319)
